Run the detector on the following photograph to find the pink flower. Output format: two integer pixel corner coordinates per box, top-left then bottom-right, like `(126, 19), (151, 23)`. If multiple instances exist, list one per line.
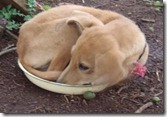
(132, 62), (147, 77)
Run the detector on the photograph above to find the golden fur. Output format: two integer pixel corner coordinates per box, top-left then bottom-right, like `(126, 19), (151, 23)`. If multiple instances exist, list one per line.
(17, 5), (124, 80)
(17, 5), (149, 88)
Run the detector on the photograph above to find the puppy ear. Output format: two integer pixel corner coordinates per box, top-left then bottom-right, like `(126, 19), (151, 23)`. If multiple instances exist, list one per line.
(66, 10), (103, 33)
(94, 50), (128, 86)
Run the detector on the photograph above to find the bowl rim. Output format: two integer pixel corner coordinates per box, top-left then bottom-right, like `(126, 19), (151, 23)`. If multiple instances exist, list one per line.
(18, 60), (102, 88)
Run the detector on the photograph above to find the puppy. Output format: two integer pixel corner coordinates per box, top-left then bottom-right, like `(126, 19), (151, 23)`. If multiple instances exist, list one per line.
(57, 15), (149, 88)
(17, 10), (104, 80)
(17, 5), (125, 81)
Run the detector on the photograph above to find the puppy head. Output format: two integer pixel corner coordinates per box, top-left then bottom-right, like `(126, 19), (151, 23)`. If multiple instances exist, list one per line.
(57, 27), (129, 87)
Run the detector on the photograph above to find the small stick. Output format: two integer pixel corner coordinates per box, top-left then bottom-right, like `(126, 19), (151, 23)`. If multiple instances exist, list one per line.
(0, 26), (18, 40)
(117, 85), (129, 94)
(121, 96), (141, 105)
(83, 99), (88, 105)
(13, 80), (22, 86)
(141, 18), (155, 23)
(156, 69), (161, 82)
(135, 102), (153, 113)
(2, 44), (15, 51)
(154, 91), (163, 97)
(122, 97), (141, 105)
(0, 47), (17, 56)
(64, 95), (70, 103)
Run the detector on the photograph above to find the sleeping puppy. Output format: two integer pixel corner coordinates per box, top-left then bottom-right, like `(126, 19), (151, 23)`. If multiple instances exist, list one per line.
(17, 11), (104, 80)
(17, 5), (126, 81)
(57, 16), (149, 88)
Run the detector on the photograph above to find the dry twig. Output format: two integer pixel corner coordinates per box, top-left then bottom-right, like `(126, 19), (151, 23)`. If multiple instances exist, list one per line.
(12, 80), (22, 86)
(83, 99), (88, 105)
(135, 102), (153, 113)
(0, 26), (18, 40)
(154, 91), (163, 97)
(2, 44), (15, 51)
(0, 47), (16, 56)
(121, 96), (141, 105)
(156, 69), (161, 82)
(141, 18), (155, 23)
(117, 85), (130, 94)
(64, 95), (70, 103)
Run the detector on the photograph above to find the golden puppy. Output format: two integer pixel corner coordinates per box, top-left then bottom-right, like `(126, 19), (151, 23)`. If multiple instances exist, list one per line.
(57, 15), (149, 87)
(17, 10), (104, 80)
(17, 5), (125, 81)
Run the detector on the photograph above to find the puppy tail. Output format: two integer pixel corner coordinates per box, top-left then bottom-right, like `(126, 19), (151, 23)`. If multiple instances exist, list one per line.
(20, 60), (61, 81)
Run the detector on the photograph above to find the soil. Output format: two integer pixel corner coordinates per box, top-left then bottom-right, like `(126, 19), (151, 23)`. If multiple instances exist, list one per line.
(0, 0), (164, 114)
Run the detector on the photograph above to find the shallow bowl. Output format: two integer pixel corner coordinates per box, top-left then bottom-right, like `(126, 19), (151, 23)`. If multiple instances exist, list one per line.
(18, 60), (107, 95)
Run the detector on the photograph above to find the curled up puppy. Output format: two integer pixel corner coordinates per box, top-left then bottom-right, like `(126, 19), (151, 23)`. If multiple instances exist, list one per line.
(17, 4), (125, 81)
(17, 5), (149, 90)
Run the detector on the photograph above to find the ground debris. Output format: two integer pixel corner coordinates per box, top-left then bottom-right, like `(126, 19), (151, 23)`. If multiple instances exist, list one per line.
(135, 102), (153, 113)
(156, 68), (161, 82)
(0, 26), (18, 40)
(141, 18), (155, 23)
(117, 85), (130, 94)
(0, 46), (17, 56)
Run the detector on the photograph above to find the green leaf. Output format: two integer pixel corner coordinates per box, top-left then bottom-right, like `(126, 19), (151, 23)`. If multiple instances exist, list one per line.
(27, 0), (36, 7)
(7, 5), (12, 10)
(42, 5), (52, 10)
(153, 1), (163, 7)
(23, 15), (32, 21)
(12, 8), (17, 14)
(0, 5), (25, 20)
(27, 0), (37, 15)
(6, 20), (21, 30)
(3, 12), (11, 20)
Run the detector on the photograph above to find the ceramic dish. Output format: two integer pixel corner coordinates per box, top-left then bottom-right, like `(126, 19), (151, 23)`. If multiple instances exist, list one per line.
(18, 60), (108, 95)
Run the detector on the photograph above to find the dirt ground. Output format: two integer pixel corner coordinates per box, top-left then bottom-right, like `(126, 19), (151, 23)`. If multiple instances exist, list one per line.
(0, 0), (164, 114)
